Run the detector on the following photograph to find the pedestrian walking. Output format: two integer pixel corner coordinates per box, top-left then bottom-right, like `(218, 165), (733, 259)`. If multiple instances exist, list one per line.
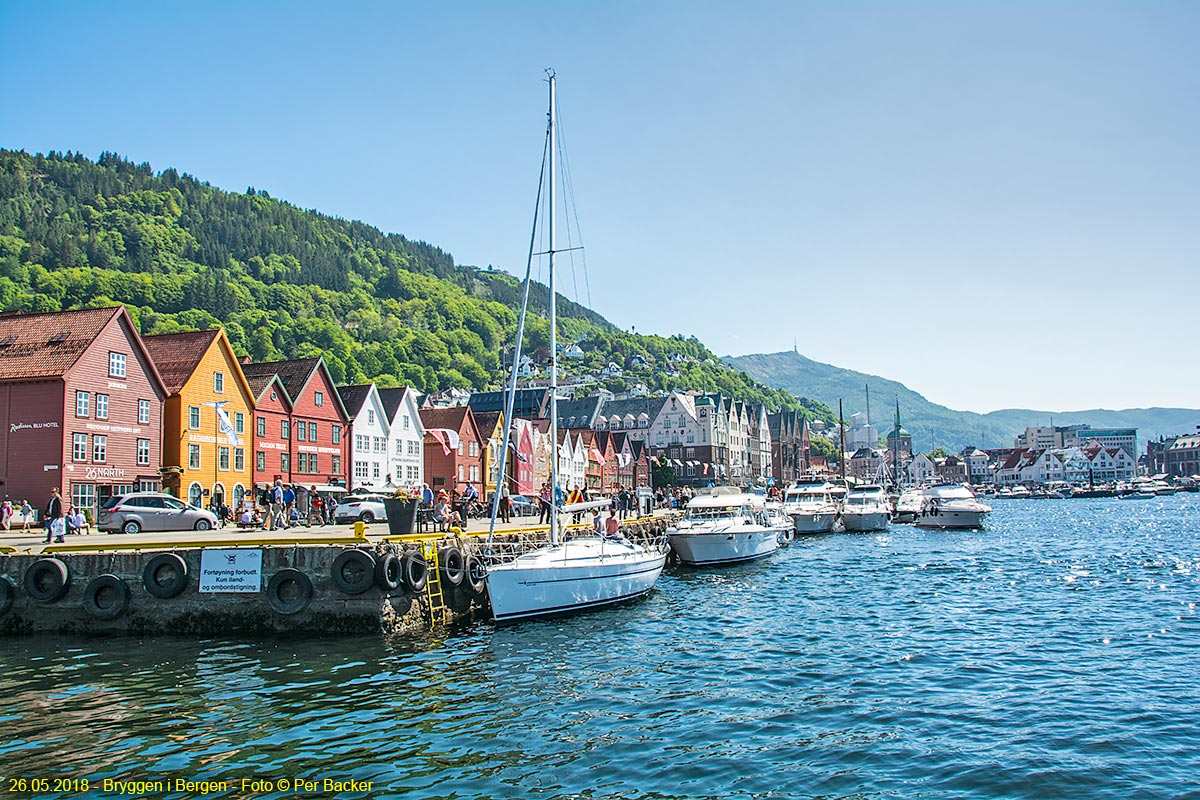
(44, 487), (64, 544)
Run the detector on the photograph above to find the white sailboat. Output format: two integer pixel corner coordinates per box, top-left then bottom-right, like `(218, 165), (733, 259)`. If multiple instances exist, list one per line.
(484, 72), (667, 624)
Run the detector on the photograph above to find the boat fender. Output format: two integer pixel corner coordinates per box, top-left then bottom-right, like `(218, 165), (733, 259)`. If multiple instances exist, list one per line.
(388, 593), (412, 617)
(331, 549), (376, 595)
(82, 574), (130, 620)
(438, 547), (466, 586)
(266, 568), (313, 615)
(375, 552), (402, 592)
(401, 551), (428, 593)
(465, 554), (487, 599)
(930, 499), (940, 516)
(142, 553), (189, 599)
(445, 582), (473, 613)
(24, 558), (71, 603)
(0, 575), (14, 616)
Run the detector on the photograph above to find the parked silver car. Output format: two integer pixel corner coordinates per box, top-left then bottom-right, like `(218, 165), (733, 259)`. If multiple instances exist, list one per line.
(98, 492), (219, 534)
(508, 494), (538, 517)
(332, 494), (389, 524)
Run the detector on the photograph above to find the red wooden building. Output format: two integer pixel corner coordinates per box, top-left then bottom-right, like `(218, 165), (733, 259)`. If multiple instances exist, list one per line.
(0, 307), (167, 518)
(241, 357), (349, 490)
(419, 406), (484, 494)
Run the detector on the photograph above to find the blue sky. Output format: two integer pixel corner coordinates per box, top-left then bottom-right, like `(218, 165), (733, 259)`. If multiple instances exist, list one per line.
(2, 1), (1197, 412)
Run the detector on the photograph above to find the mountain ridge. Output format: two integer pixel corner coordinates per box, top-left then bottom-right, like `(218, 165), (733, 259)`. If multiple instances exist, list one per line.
(725, 350), (1199, 451)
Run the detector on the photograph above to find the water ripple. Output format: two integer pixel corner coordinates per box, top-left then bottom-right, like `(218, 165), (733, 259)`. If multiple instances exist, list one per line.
(3, 496), (1200, 798)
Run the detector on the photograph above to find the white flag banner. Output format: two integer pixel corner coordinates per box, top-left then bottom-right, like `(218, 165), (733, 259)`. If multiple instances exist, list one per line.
(205, 400), (240, 445)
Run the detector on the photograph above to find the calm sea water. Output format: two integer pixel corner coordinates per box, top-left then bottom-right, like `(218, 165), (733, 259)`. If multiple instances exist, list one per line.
(2, 495), (1199, 800)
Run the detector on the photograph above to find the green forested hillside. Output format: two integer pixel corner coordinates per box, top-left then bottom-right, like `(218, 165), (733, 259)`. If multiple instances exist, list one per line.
(0, 149), (823, 418)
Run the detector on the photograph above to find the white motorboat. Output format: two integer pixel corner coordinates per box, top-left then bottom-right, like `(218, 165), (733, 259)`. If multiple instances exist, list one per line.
(780, 479), (843, 534)
(913, 484), (991, 529)
(668, 487), (783, 566)
(484, 73), (666, 623)
(841, 484), (890, 532)
(892, 488), (925, 524)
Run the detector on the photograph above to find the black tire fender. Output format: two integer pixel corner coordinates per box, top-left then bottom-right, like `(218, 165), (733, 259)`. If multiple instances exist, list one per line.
(438, 546), (465, 586)
(375, 552), (402, 592)
(267, 568), (313, 615)
(0, 575), (14, 616)
(83, 574), (130, 620)
(401, 551), (428, 593)
(143, 553), (189, 599)
(24, 558), (71, 603)
(331, 550), (376, 595)
(465, 554), (487, 599)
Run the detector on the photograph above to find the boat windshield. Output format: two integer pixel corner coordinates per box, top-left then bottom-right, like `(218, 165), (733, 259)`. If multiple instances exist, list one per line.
(685, 505), (752, 521)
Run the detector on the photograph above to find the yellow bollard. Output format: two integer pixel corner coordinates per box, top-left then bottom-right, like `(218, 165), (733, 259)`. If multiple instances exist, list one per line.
(353, 520), (366, 540)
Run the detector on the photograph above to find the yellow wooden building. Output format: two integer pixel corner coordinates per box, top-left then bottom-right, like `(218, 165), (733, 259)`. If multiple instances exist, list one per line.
(474, 410), (505, 503)
(143, 329), (256, 511)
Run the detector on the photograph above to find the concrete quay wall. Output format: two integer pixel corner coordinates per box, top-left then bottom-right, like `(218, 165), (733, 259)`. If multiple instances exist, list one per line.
(0, 545), (433, 636)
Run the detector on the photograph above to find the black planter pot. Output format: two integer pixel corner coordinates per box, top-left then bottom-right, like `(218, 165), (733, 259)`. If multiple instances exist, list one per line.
(383, 498), (419, 536)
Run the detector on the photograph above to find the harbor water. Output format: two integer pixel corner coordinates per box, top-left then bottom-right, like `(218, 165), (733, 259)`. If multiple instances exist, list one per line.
(2, 496), (1198, 799)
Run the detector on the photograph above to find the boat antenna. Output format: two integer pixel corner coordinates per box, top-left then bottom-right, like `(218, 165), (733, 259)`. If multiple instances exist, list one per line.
(486, 87), (552, 551)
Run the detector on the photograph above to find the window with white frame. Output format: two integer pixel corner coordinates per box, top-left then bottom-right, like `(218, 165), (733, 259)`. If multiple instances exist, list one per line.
(218, 446), (230, 471)
(281, 419), (289, 439)
(355, 461), (369, 479)
(256, 451), (266, 471)
(189, 406), (200, 429)
(257, 416), (266, 437)
(234, 448), (244, 472)
(314, 391), (324, 407)
(332, 425), (341, 444)
(73, 433), (87, 461)
(214, 372), (224, 393)
(235, 412), (244, 434)
(138, 399), (150, 424)
(109, 352), (126, 378)
(93, 435), (107, 463)
(96, 394), (109, 420)
(76, 391), (89, 417)
(367, 410), (374, 424)
(297, 422), (307, 442)
(308, 422), (317, 441)
(137, 438), (150, 465)
(188, 444), (201, 469)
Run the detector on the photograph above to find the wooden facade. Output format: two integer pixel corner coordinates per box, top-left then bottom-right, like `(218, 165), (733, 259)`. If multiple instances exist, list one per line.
(144, 329), (255, 509)
(0, 307), (167, 519)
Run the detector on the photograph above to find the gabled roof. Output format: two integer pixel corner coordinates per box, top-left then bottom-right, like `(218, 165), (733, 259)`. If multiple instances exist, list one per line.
(419, 405), (478, 438)
(377, 386), (414, 421)
(142, 329), (222, 394)
(337, 384), (375, 419)
(601, 396), (668, 421)
(556, 395), (605, 428)
(0, 307), (164, 398)
(242, 356), (348, 420)
(473, 410), (503, 440)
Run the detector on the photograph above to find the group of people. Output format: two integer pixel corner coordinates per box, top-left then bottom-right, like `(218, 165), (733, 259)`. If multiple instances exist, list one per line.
(0, 490), (90, 542)
(417, 483), (466, 532)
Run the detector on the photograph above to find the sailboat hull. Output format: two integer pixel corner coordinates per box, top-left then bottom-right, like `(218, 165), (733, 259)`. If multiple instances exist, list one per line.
(486, 538), (666, 623)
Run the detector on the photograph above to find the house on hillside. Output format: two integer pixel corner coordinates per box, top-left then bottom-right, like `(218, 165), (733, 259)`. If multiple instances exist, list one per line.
(378, 386), (425, 488)
(337, 383), (390, 491)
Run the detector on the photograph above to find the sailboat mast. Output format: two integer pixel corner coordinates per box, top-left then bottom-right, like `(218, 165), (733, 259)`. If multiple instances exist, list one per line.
(839, 399), (846, 484)
(547, 71), (559, 547)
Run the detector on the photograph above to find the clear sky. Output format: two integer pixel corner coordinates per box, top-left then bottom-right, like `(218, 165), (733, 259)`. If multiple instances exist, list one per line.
(2, 1), (1197, 413)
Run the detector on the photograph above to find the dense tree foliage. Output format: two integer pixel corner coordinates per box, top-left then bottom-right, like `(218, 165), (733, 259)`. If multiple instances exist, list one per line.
(0, 149), (827, 416)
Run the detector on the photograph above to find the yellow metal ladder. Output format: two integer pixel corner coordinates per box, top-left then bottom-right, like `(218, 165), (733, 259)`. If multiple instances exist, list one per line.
(422, 541), (450, 626)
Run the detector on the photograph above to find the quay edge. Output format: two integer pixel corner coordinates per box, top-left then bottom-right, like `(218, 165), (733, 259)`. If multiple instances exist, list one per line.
(0, 516), (677, 636)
